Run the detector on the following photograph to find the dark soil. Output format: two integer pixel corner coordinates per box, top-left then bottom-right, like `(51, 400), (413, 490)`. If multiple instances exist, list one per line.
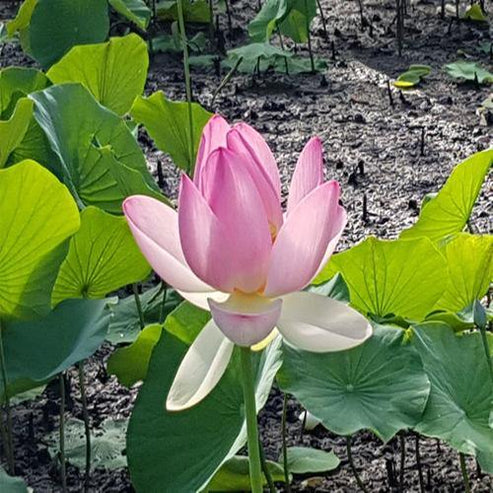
(2, 0), (492, 491)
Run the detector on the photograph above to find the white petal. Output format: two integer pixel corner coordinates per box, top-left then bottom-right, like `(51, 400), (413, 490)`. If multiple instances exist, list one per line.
(166, 320), (234, 411)
(299, 410), (323, 431)
(177, 290), (229, 311)
(277, 292), (372, 352)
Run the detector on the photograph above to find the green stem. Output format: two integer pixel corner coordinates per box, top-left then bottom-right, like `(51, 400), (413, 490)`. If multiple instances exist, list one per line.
(304, 0), (315, 72)
(59, 374), (67, 493)
(479, 326), (493, 383)
(277, 28), (289, 75)
(211, 56), (243, 107)
(281, 393), (292, 492)
(132, 284), (145, 330)
(177, 0), (195, 174)
(240, 347), (263, 493)
(258, 439), (276, 493)
(78, 362), (91, 492)
(459, 453), (471, 493)
(0, 320), (14, 475)
(346, 436), (368, 493)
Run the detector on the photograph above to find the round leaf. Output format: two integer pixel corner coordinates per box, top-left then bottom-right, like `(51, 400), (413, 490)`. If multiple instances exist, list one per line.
(127, 332), (282, 492)
(29, 0), (110, 69)
(315, 237), (448, 322)
(400, 149), (492, 242)
(30, 83), (163, 213)
(278, 325), (431, 442)
(412, 323), (493, 473)
(0, 160), (80, 319)
(47, 34), (148, 116)
(52, 206), (151, 306)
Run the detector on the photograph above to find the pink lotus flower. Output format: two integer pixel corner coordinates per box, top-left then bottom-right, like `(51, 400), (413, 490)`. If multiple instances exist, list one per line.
(123, 116), (371, 411)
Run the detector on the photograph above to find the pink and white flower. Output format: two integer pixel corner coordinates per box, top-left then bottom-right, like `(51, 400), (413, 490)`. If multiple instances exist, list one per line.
(123, 115), (371, 411)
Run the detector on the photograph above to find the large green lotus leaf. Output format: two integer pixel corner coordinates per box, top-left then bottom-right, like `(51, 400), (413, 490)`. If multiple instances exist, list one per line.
(29, 0), (110, 69)
(130, 91), (212, 173)
(315, 237), (448, 322)
(109, 0), (151, 30)
(0, 98), (33, 168)
(400, 150), (493, 242)
(0, 67), (49, 116)
(412, 323), (493, 473)
(47, 34), (148, 116)
(248, 0), (288, 42)
(278, 0), (317, 43)
(434, 233), (493, 313)
(6, 0), (37, 53)
(205, 456), (285, 491)
(127, 332), (283, 493)
(2, 298), (109, 396)
(30, 83), (162, 213)
(108, 324), (163, 387)
(106, 285), (181, 344)
(0, 160), (80, 320)
(445, 61), (493, 85)
(0, 466), (28, 493)
(52, 206), (151, 306)
(277, 325), (431, 442)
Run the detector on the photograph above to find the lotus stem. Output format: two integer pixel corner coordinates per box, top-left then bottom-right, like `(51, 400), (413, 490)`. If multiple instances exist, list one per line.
(0, 320), (14, 475)
(240, 347), (263, 493)
(304, 0), (315, 72)
(459, 453), (471, 493)
(78, 362), (91, 492)
(346, 435), (369, 493)
(132, 284), (145, 330)
(211, 56), (243, 107)
(224, 0), (232, 32)
(281, 393), (292, 492)
(315, 0), (328, 39)
(277, 28), (289, 75)
(258, 439), (276, 493)
(177, 0), (195, 174)
(59, 374), (67, 493)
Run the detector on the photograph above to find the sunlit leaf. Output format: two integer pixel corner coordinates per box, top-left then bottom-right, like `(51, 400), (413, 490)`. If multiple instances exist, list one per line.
(131, 91), (212, 172)
(47, 34), (148, 116)
(109, 0), (151, 29)
(30, 83), (162, 213)
(315, 237), (448, 322)
(393, 65), (431, 89)
(400, 149), (492, 242)
(463, 3), (487, 22)
(0, 160), (79, 319)
(52, 206), (151, 306)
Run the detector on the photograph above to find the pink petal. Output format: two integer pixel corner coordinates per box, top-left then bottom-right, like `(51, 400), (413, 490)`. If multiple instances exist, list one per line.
(194, 114), (230, 188)
(227, 127), (283, 233)
(196, 148), (272, 293)
(227, 122), (281, 197)
(178, 174), (235, 292)
(123, 195), (212, 292)
(166, 319), (234, 411)
(277, 292), (372, 352)
(287, 137), (324, 215)
(208, 294), (282, 347)
(264, 181), (346, 297)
